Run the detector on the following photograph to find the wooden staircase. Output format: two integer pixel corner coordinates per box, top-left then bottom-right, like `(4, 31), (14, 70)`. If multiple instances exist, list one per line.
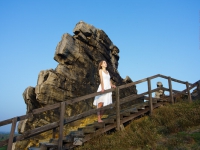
(0, 74), (198, 150)
(28, 100), (166, 150)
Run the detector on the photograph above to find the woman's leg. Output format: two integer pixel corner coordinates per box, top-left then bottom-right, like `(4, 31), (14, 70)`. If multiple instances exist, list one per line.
(100, 109), (104, 119)
(97, 102), (104, 122)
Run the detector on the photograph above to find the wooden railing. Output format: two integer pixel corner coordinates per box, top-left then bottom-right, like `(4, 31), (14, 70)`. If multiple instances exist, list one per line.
(0, 74), (198, 150)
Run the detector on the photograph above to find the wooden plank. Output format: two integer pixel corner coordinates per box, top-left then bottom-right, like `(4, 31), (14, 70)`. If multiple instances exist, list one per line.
(7, 117), (17, 150)
(15, 122), (59, 143)
(152, 100), (157, 104)
(121, 102), (165, 124)
(81, 123), (116, 144)
(102, 118), (115, 124)
(172, 89), (182, 93)
(168, 77), (174, 104)
(120, 112), (131, 118)
(126, 107), (138, 113)
(162, 87), (169, 91)
(52, 128), (57, 139)
(143, 101), (149, 107)
(147, 78), (153, 115)
(115, 87), (120, 131)
(144, 96), (161, 101)
(108, 115), (117, 120)
(69, 131), (84, 137)
(32, 103), (60, 114)
(162, 87), (186, 94)
(0, 114), (31, 127)
(120, 88), (160, 105)
(121, 108), (149, 124)
(65, 88), (115, 105)
(82, 126), (95, 134)
(148, 74), (160, 80)
(118, 74), (160, 90)
(39, 142), (58, 149)
(63, 135), (73, 143)
(173, 82), (198, 97)
(58, 102), (65, 150)
(0, 121), (58, 147)
(186, 82), (192, 102)
(93, 122), (105, 129)
(49, 138), (58, 144)
(118, 79), (147, 89)
(0, 118), (13, 127)
(171, 78), (187, 84)
(158, 74), (192, 85)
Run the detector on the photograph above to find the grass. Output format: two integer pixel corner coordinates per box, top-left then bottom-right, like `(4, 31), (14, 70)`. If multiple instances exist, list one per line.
(75, 100), (200, 150)
(0, 133), (16, 150)
(0, 146), (7, 150)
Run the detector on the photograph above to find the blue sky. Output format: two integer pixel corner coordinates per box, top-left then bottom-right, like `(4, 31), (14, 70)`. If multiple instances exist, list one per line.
(0, 0), (200, 131)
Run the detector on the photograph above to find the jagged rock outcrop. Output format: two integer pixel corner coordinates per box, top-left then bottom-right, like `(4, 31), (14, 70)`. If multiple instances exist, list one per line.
(15, 21), (139, 149)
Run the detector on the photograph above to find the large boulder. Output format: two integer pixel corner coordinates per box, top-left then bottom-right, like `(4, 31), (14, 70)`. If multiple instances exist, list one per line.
(15, 21), (139, 149)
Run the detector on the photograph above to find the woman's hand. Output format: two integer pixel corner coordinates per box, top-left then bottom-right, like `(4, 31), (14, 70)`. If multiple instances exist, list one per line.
(111, 85), (116, 88)
(101, 89), (105, 92)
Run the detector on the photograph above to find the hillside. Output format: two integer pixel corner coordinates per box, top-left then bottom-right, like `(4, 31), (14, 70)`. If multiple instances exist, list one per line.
(75, 100), (200, 150)
(0, 132), (18, 150)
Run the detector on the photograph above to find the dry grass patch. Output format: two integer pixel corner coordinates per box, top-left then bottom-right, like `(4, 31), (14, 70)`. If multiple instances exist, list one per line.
(75, 100), (200, 150)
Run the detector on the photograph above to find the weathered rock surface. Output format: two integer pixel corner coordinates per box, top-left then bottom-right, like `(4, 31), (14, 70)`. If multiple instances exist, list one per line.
(15, 21), (139, 149)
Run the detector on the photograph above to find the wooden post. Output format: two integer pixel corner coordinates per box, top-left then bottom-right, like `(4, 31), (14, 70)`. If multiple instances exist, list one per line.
(115, 87), (120, 131)
(147, 78), (153, 115)
(168, 77), (174, 104)
(52, 128), (57, 139)
(7, 117), (17, 150)
(186, 82), (192, 102)
(58, 102), (65, 150)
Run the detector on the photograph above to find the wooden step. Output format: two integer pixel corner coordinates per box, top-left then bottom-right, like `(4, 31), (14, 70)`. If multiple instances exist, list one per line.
(102, 118), (115, 124)
(28, 148), (40, 150)
(108, 114), (116, 120)
(49, 135), (74, 144)
(126, 107), (138, 113)
(120, 112), (131, 118)
(153, 100), (157, 103)
(49, 138), (58, 144)
(63, 135), (74, 143)
(143, 101), (149, 107)
(37, 142), (58, 150)
(78, 126), (95, 134)
(137, 105), (145, 110)
(69, 131), (84, 137)
(93, 122), (105, 128)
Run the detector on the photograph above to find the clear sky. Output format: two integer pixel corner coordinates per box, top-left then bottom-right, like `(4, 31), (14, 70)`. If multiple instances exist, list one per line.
(0, 0), (200, 131)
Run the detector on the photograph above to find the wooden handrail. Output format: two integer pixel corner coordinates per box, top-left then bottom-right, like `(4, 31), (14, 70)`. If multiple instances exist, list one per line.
(65, 88), (115, 105)
(0, 73), (193, 127)
(0, 89), (114, 127)
(0, 74), (198, 149)
(118, 74), (160, 89)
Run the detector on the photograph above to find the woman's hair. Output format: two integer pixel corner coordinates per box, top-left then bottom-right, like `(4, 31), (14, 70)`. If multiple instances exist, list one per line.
(98, 60), (105, 70)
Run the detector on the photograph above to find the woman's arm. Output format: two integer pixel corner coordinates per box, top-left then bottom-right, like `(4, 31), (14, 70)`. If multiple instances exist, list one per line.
(99, 69), (104, 92)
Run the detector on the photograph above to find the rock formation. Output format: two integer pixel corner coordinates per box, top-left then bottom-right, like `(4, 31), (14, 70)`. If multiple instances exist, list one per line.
(15, 21), (139, 149)
(154, 82), (164, 98)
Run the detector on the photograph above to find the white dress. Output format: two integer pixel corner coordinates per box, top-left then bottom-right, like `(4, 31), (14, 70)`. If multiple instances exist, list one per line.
(93, 70), (112, 106)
